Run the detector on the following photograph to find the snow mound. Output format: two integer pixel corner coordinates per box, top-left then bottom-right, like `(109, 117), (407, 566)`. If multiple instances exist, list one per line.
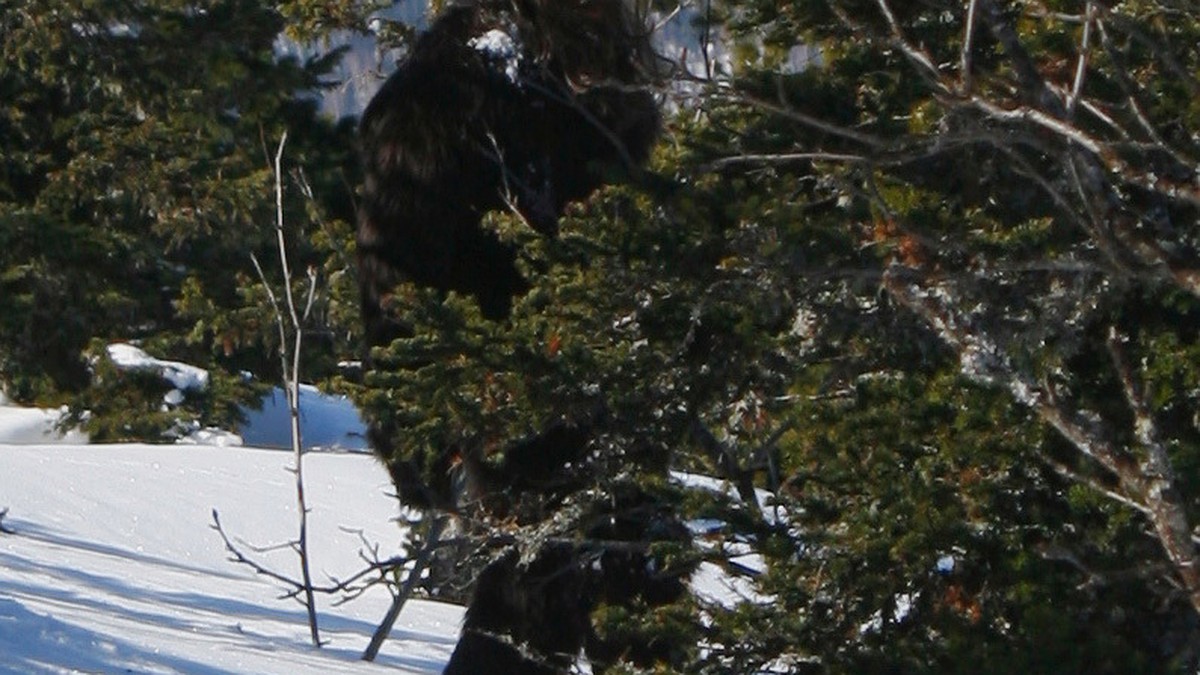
(0, 405), (88, 445)
(107, 342), (210, 391)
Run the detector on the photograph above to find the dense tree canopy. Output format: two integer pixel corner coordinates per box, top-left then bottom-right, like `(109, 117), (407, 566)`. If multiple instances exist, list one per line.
(4, 0), (1200, 671)
(678, 0), (1200, 670)
(0, 0), (360, 437)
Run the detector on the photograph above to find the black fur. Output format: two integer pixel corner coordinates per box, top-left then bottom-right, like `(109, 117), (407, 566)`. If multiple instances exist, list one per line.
(444, 545), (588, 675)
(357, 0), (659, 340)
(358, 0), (661, 511)
(444, 485), (692, 674)
(356, 1), (679, 672)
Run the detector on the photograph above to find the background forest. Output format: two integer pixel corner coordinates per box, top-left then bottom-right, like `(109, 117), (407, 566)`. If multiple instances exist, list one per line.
(2, 0), (1199, 672)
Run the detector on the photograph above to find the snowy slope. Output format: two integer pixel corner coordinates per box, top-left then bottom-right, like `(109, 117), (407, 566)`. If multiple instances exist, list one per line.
(0, 441), (461, 674)
(0, 361), (764, 673)
(238, 385), (370, 452)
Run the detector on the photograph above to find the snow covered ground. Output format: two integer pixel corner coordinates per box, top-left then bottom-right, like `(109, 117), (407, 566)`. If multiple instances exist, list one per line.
(0, 381), (765, 673)
(0, 407), (461, 674)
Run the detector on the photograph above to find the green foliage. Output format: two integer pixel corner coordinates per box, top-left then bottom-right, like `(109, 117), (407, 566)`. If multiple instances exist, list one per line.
(6, 0), (1198, 668)
(360, 129), (806, 486)
(70, 339), (261, 443)
(0, 0), (361, 437)
(744, 368), (1174, 673)
(277, 0), (391, 42)
(678, 0), (1200, 670)
(355, 125), (816, 664)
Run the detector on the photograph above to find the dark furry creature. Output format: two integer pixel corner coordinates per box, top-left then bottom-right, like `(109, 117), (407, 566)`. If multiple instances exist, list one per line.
(443, 485), (692, 675)
(357, 1), (682, 673)
(358, 0), (662, 513)
(357, 0), (660, 341)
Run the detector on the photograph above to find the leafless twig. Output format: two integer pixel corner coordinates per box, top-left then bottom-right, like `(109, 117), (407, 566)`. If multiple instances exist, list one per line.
(211, 509), (413, 602)
(245, 132), (325, 647)
(363, 514), (449, 661)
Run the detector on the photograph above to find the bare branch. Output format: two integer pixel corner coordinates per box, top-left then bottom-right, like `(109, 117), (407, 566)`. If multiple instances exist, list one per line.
(689, 418), (764, 520)
(247, 132), (323, 647)
(1073, 97), (1131, 142)
(212, 509), (415, 603)
(1107, 328), (1200, 611)
(965, 97), (1102, 154)
(212, 509), (310, 597)
(250, 252), (290, 375)
(718, 90), (884, 149)
(883, 267), (1200, 615)
(961, 0), (979, 92)
(363, 515), (449, 661)
(269, 133), (302, 336)
(302, 266), (319, 324)
(1036, 540), (1176, 590)
(1065, 1), (1096, 118)
(873, 0), (948, 91)
(239, 536), (297, 555)
(274, 132), (320, 648)
(702, 152), (867, 172)
(1095, 20), (1190, 156)
(881, 267), (1134, 481)
(1038, 454), (1148, 517)
(652, 0), (690, 33)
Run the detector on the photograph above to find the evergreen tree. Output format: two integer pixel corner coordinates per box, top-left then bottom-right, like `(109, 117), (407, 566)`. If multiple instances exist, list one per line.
(673, 0), (1200, 670)
(12, 0), (1194, 669)
(0, 0), (361, 439)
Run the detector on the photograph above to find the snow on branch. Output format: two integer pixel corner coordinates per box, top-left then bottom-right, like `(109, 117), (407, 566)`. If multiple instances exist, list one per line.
(106, 343), (210, 392)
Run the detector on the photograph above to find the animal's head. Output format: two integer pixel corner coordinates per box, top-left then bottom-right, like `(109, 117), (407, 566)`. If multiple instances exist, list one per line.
(512, 0), (661, 89)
